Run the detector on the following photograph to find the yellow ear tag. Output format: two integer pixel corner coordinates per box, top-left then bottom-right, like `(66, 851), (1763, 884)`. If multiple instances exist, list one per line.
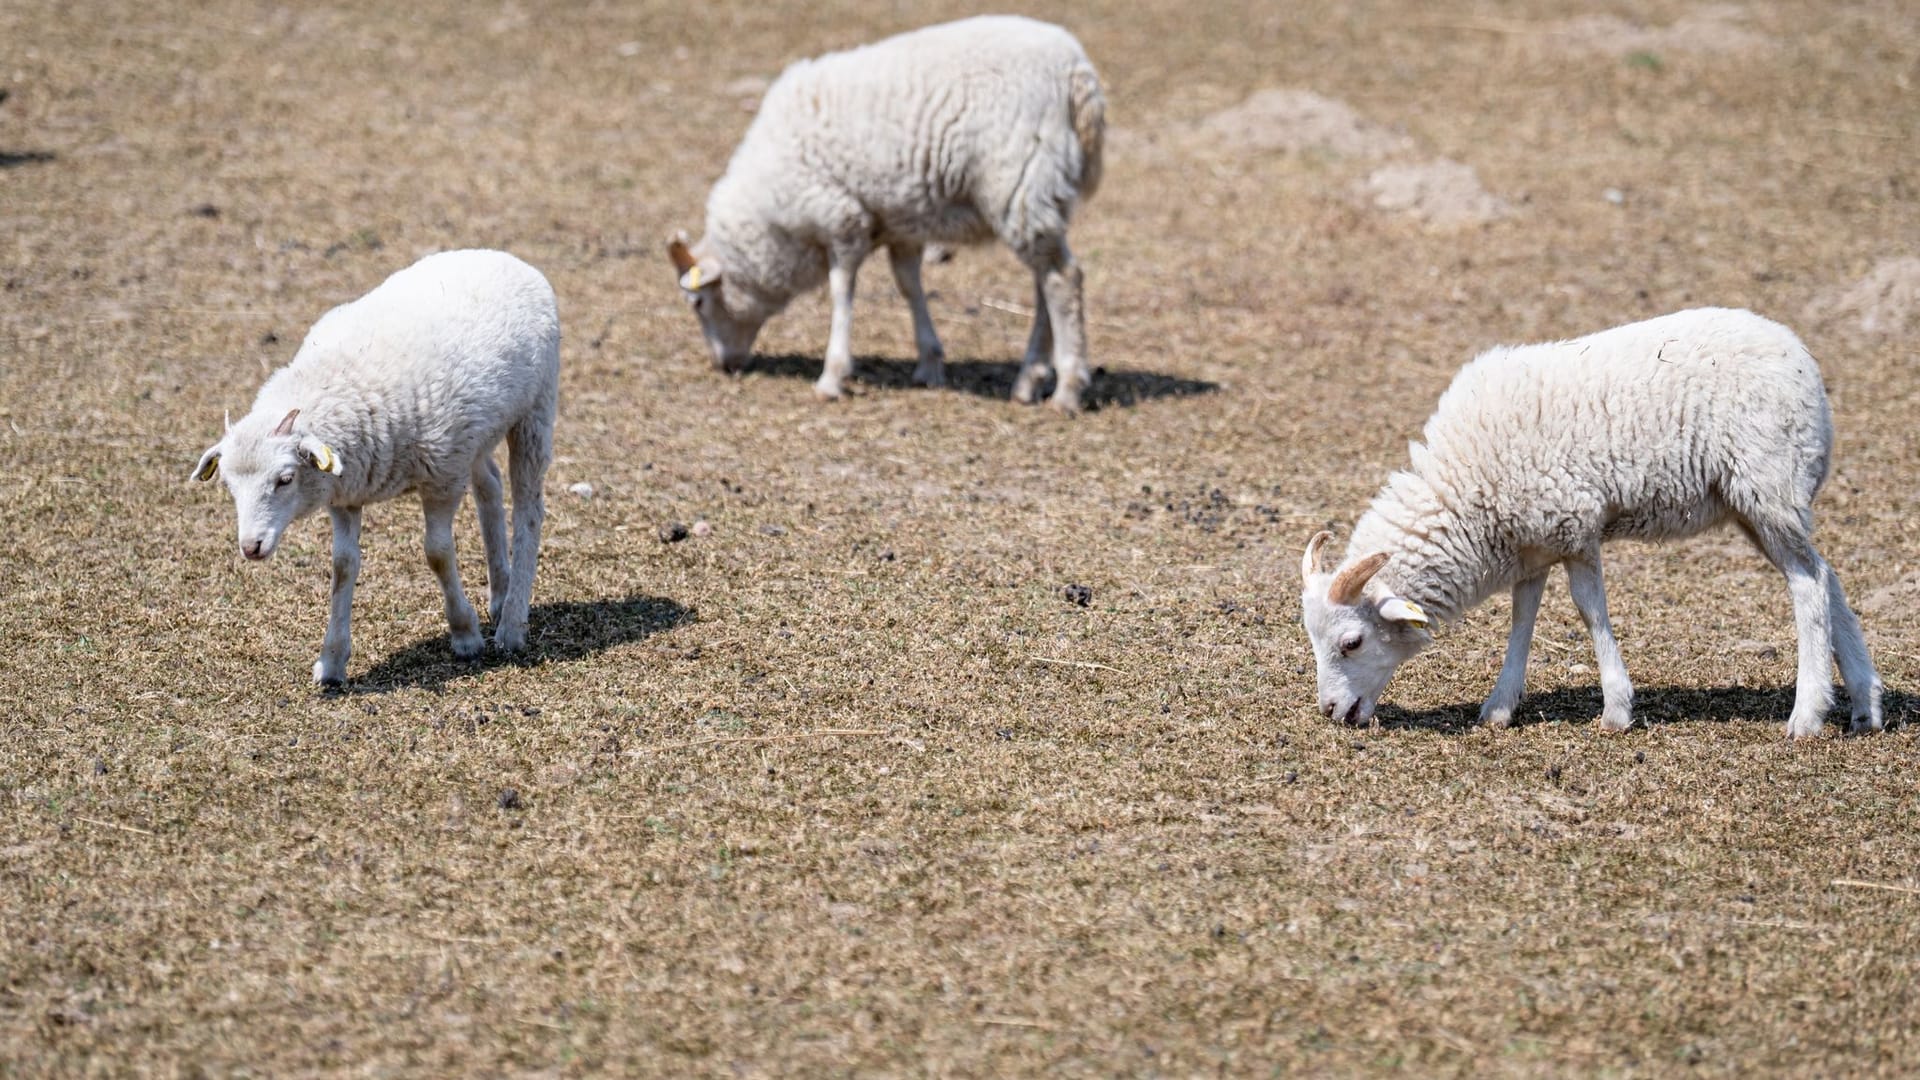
(313, 444), (342, 475)
(685, 266), (703, 290)
(195, 457), (220, 481)
(1402, 602), (1429, 626)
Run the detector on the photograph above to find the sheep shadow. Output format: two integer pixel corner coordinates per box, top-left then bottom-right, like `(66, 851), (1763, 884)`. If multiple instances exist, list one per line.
(0, 150), (56, 168)
(343, 592), (693, 693)
(744, 352), (1219, 410)
(1369, 684), (1914, 735)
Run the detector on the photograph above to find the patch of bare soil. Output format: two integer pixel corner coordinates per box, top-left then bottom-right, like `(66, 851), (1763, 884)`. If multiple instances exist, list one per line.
(1809, 257), (1920, 337)
(1357, 158), (1509, 231)
(1192, 88), (1411, 159)
(1543, 4), (1776, 57)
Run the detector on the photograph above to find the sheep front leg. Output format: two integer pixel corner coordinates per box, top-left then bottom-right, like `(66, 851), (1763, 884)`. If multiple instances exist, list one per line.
(887, 243), (946, 387)
(1565, 553), (1633, 731)
(815, 248), (865, 401)
(1480, 572), (1547, 729)
(422, 494), (484, 659)
(314, 506), (362, 687)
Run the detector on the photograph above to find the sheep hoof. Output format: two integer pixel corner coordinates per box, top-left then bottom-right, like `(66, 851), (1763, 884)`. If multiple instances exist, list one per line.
(1598, 707), (1633, 732)
(493, 626), (527, 653)
(813, 379), (845, 402)
(312, 660), (345, 688)
(1010, 375), (1042, 405)
(1046, 392), (1082, 416)
(1479, 704), (1514, 730)
(1786, 713), (1825, 739)
(450, 631), (485, 659)
(911, 360), (947, 388)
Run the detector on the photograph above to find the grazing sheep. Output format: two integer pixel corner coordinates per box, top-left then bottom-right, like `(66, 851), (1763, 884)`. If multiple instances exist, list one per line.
(666, 15), (1105, 411)
(1299, 307), (1882, 738)
(190, 249), (561, 685)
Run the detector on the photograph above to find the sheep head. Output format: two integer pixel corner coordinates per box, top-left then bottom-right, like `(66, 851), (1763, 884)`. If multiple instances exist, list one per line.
(667, 231), (761, 373)
(191, 407), (343, 561)
(1298, 531), (1433, 725)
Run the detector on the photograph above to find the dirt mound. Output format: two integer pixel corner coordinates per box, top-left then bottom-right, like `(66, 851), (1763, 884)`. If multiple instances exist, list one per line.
(1809, 257), (1920, 337)
(1358, 158), (1508, 230)
(1194, 88), (1411, 159)
(1544, 4), (1775, 57)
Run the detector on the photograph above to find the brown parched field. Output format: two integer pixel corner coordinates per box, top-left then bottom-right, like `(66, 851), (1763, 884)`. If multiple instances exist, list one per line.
(4, 1), (1920, 1074)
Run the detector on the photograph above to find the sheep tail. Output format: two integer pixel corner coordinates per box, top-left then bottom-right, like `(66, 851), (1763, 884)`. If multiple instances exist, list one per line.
(1069, 62), (1105, 203)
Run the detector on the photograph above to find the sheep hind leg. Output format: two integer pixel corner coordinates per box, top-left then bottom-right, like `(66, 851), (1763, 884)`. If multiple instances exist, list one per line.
(1826, 570), (1884, 733)
(888, 242), (946, 387)
(1481, 572), (1548, 729)
(313, 505), (362, 687)
(495, 411), (551, 653)
(422, 492), (484, 659)
(1027, 242), (1090, 414)
(1011, 269), (1053, 405)
(1744, 519), (1836, 738)
(1565, 553), (1634, 731)
(470, 452), (510, 627)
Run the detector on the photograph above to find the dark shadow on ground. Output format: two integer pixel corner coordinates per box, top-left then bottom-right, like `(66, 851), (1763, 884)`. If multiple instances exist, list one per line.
(344, 593), (693, 693)
(0, 150), (56, 168)
(745, 352), (1220, 410)
(1369, 684), (1914, 736)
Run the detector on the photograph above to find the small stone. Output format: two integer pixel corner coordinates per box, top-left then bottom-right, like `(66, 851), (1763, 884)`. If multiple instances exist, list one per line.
(691, 520), (712, 537)
(1603, 187), (1626, 205)
(759, 524), (786, 537)
(496, 788), (523, 811)
(658, 522), (689, 543)
(190, 203), (220, 218)
(568, 482), (594, 499)
(1064, 583), (1093, 607)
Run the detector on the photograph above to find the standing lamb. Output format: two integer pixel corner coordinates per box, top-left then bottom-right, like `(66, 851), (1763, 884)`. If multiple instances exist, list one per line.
(666, 15), (1106, 412)
(1299, 308), (1883, 738)
(190, 249), (561, 685)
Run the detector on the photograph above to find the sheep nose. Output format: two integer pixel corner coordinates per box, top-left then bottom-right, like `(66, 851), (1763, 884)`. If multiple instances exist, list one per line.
(242, 539), (265, 560)
(1343, 701), (1361, 724)
(1321, 700), (1336, 719)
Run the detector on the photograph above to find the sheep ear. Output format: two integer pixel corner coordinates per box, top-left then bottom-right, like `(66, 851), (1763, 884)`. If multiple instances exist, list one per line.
(1378, 596), (1430, 627)
(299, 436), (343, 476)
(667, 233), (697, 274)
(1301, 530), (1337, 581)
(679, 261), (722, 292)
(190, 446), (221, 483)
(1327, 552), (1390, 605)
(271, 408), (300, 437)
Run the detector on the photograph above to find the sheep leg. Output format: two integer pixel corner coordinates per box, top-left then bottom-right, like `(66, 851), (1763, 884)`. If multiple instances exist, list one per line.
(888, 242), (945, 387)
(313, 505), (362, 687)
(422, 493), (484, 659)
(1825, 569), (1884, 733)
(1480, 572), (1547, 729)
(495, 412), (550, 653)
(1742, 525), (1836, 738)
(1011, 271), (1053, 405)
(1037, 242), (1090, 413)
(470, 452), (510, 627)
(816, 248), (865, 401)
(1564, 553), (1634, 731)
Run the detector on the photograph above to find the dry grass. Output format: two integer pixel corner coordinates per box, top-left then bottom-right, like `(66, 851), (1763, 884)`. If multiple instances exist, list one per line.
(4, 0), (1920, 1074)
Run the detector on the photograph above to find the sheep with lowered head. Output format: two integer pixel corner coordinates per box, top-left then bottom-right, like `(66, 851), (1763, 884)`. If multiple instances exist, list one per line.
(1300, 307), (1882, 738)
(190, 249), (560, 685)
(667, 15), (1105, 411)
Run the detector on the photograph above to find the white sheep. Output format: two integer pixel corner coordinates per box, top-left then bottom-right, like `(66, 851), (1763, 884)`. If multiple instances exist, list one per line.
(1300, 307), (1883, 738)
(666, 15), (1105, 411)
(190, 249), (561, 685)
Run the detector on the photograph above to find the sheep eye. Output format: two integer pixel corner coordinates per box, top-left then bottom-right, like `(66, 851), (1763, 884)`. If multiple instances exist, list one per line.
(1338, 632), (1364, 656)
(275, 473), (294, 488)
